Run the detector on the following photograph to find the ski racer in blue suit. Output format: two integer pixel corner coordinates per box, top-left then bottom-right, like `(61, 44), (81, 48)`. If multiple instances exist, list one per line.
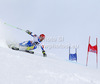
(19, 30), (47, 57)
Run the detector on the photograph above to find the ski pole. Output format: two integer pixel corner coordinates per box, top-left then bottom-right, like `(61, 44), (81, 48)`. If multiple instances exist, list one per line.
(4, 22), (26, 32)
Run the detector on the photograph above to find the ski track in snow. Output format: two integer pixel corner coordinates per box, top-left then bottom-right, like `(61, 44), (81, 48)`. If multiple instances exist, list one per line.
(0, 39), (100, 84)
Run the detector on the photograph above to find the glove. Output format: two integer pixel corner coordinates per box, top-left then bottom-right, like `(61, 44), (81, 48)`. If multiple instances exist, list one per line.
(26, 30), (32, 35)
(42, 50), (47, 57)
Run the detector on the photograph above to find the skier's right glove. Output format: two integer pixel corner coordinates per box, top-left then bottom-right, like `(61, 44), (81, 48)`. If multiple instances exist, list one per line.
(26, 30), (32, 35)
(42, 50), (47, 57)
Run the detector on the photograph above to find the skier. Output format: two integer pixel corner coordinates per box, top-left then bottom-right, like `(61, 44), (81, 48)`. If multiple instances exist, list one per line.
(12, 30), (47, 57)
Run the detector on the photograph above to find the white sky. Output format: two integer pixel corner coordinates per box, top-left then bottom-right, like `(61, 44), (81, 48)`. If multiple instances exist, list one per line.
(0, 0), (100, 68)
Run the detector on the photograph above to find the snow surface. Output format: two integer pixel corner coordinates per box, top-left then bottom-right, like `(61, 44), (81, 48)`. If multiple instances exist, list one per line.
(0, 39), (100, 84)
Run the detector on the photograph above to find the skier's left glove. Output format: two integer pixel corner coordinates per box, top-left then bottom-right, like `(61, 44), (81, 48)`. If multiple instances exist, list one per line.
(26, 30), (32, 35)
(42, 50), (47, 57)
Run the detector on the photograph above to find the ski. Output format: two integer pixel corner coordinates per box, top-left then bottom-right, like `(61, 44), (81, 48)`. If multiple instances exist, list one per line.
(11, 46), (34, 54)
(25, 50), (34, 54)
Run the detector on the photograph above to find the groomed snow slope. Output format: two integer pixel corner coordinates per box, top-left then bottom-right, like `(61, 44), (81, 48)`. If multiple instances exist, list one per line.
(0, 40), (100, 84)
